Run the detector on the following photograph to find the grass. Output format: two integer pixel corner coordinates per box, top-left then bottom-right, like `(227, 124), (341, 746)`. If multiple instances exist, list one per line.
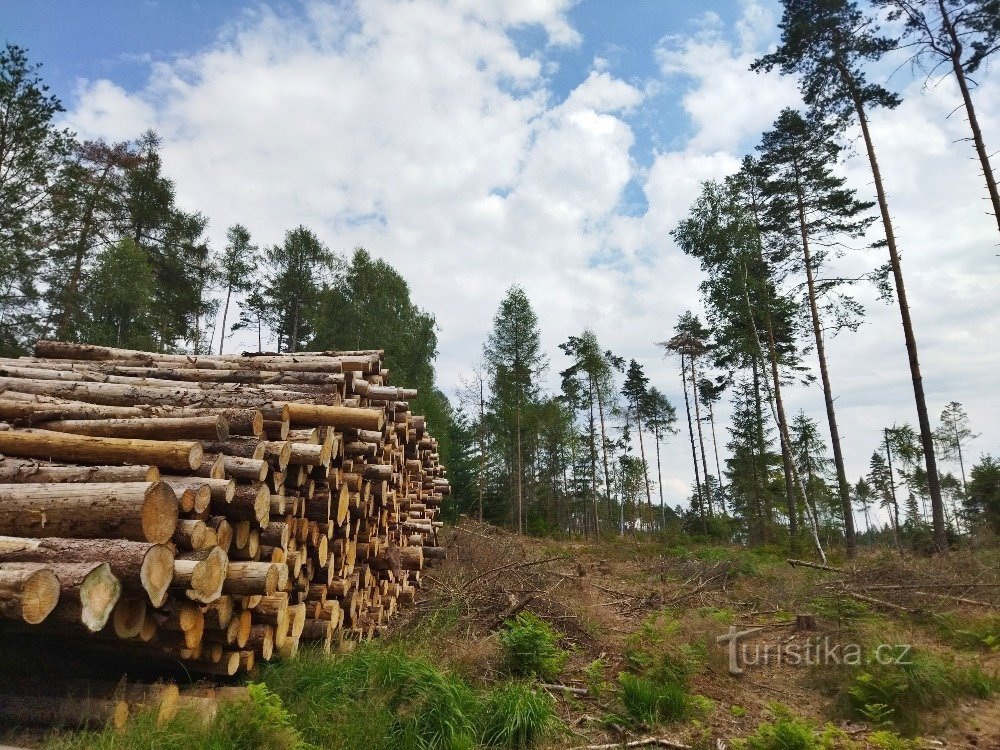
(45, 645), (561, 750)
(615, 672), (690, 726)
(736, 704), (851, 750)
(478, 682), (555, 749)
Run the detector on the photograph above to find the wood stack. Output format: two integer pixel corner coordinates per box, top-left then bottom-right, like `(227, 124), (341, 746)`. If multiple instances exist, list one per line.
(0, 340), (450, 676)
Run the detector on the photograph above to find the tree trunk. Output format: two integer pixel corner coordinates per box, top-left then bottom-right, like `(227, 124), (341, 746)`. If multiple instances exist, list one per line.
(0, 536), (174, 607)
(0, 481), (179, 544)
(835, 57), (947, 551)
(794, 176), (857, 556)
(679, 353), (705, 533)
(0, 428), (202, 471)
(635, 404), (653, 525)
(42, 415), (228, 441)
(884, 429), (903, 551)
(594, 372), (614, 523)
(689, 354), (714, 516)
(706, 398), (726, 513)
(218, 285), (232, 355)
(0, 458), (159, 484)
(939, 0), (1000, 239)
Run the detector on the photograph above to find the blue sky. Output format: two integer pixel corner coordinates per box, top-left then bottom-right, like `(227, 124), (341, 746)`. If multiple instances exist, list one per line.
(2, 0), (996, 507)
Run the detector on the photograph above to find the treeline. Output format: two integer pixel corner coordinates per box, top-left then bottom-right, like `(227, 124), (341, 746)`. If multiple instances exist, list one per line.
(451, 0), (1000, 554)
(0, 43), (460, 473)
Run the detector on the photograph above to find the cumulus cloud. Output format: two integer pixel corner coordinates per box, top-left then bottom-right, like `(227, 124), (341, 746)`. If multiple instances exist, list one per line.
(61, 0), (1000, 509)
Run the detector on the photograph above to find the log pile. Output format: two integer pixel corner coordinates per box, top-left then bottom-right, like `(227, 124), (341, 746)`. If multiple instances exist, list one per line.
(0, 340), (450, 676)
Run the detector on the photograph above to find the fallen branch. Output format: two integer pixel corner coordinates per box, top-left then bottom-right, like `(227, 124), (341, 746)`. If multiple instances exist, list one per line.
(460, 555), (571, 591)
(565, 737), (691, 750)
(787, 559), (843, 573)
(846, 591), (918, 614)
(492, 593), (536, 628)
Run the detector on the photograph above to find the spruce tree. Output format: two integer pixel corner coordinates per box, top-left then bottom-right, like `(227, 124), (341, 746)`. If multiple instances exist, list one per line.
(484, 285), (545, 534)
(264, 226), (332, 353)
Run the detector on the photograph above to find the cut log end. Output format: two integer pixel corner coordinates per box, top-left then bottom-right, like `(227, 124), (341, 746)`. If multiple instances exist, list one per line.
(141, 482), (180, 544)
(79, 562), (122, 632)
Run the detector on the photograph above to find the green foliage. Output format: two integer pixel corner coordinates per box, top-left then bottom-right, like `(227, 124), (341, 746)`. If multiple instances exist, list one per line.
(928, 612), (999, 652)
(44, 682), (308, 750)
(615, 672), (689, 725)
(808, 594), (874, 625)
(263, 225), (333, 353)
(498, 612), (567, 681)
(582, 658), (610, 697)
(965, 454), (1000, 534)
(867, 730), (917, 750)
(478, 682), (555, 749)
(742, 705), (819, 750)
(845, 647), (997, 732)
(81, 239), (157, 349)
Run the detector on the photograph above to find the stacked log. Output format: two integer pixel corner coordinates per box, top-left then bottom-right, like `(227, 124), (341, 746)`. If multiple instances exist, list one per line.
(0, 340), (449, 676)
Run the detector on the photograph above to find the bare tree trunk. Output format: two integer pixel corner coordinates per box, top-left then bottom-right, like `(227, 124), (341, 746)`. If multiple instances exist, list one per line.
(793, 177), (857, 556)
(689, 355), (714, 517)
(516, 396), (523, 535)
(654, 425), (666, 530)
(478, 376), (486, 523)
(635, 405), (653, 526)
(594, 376), (613, 523)
(706, 398), (726, 514)
(588, 375), (600, 536)
(939, 0), (1000, 239)
(884, 428), (903, 552)
(679, 353), (705, 533)
(834, 57), (947, 551)
(218, 285), (232, 356)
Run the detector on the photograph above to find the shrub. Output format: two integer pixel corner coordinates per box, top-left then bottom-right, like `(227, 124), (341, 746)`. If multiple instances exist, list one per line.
(498, 612), (567, 681)
(616, 673), (689, 725)
(478, 682), (555, 749)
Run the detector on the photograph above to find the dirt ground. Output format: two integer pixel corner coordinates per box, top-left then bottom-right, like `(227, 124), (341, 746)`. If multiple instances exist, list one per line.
(398, 520), (1000, 749)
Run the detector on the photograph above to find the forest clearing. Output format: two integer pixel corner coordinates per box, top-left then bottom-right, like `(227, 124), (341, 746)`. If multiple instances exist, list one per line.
(2, 0), (1000, 747)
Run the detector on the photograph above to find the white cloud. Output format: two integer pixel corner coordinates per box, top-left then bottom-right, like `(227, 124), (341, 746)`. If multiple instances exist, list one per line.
(60, 0), (1000, 512)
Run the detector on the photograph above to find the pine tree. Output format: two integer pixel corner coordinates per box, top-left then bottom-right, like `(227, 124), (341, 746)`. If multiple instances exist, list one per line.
(754, 0), (949, 551)
(757, 107), (875, 556)
(875, 0), (1000, 239)
(622, 359), (653, 517)
(642, 386), (678, 529)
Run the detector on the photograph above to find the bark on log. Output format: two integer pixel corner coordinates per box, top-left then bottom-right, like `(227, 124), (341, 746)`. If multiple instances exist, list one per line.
(282, 403), (384, 430)
(0, 536), (174, 607)
(0, 459), (159, 484)
(0, 429), (202, 471)
(0, 481), (179, 544)
(40, 416), (228, 442)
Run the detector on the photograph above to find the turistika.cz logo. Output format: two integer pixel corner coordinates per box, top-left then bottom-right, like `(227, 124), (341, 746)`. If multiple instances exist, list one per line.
(716, 626), (912, 675)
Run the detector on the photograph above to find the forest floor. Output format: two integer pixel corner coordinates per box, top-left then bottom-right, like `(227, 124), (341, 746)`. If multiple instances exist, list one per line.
(397, 519), (1000, 749)
(2, 519), (997, 749)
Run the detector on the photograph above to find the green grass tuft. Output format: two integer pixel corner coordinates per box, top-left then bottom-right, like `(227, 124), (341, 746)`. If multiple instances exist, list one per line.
(478, 682), (555, 749)
(615, 672), (689, 726)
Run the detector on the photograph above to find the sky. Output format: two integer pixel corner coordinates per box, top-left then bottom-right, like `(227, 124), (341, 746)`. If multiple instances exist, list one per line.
(2, 0), (998, 512)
